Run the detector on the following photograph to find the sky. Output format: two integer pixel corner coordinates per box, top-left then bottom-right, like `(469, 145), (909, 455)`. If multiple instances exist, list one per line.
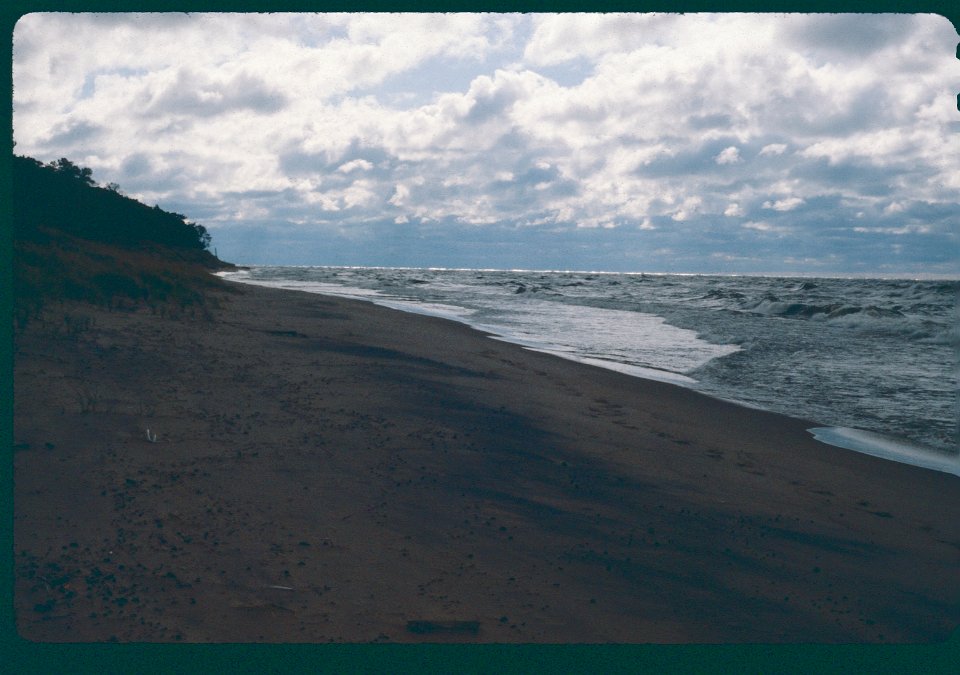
(12, 12), (960, 274)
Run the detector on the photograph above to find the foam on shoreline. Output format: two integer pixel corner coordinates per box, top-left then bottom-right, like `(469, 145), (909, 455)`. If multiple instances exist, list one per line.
(809, 427), (960, 477)
(219, 272), (723, 387)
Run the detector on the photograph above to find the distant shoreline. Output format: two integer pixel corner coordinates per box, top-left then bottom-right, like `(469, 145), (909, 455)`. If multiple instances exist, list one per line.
(216, 264), (960, 282)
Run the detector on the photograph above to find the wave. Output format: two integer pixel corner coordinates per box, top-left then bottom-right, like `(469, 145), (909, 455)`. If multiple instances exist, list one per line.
(700, 288), (748, 301)
(734, 298), (955, 339)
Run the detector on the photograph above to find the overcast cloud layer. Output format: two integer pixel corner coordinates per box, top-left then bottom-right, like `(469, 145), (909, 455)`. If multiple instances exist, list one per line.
(12, 12), (960, 274)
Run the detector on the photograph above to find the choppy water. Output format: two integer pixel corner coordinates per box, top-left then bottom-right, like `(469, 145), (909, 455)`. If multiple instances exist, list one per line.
(220, 267), (959, 468)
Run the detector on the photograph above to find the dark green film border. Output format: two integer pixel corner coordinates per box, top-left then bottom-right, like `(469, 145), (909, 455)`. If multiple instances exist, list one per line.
(3, 2), (957, 673)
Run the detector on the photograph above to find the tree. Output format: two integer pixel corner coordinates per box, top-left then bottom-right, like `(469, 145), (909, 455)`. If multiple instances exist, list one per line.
(49, 157), (95, 185)
(191, 223), (212, 250)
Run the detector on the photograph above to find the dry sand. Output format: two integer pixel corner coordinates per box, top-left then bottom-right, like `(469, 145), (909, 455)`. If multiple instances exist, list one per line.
(13, 282), (960, 643)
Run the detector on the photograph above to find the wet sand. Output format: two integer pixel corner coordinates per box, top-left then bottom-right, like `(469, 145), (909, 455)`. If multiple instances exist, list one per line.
(13, 281), (960, 643)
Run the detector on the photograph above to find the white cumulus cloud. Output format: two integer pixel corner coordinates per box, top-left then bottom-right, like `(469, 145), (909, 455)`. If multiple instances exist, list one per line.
(763, 197), (806, 212)
(759, 143), (788, 156)
(715, 146), (741, 165)
(724, 203), (745, 217)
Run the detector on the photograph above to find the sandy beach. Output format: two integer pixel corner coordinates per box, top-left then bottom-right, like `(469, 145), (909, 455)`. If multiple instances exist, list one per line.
(13, 281), (960, 643)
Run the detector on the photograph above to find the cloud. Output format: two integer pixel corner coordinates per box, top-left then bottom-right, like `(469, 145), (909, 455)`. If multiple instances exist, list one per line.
(39, 120), (103, 147)
(779, 14), (919, 60)
(854, 224), (932, 235)
(12, 12), (960, 273)
(524, 13), (683, 66)
(759, 143), (788, 156)
(142, 69), (287, 118)
(742, 221), (784, 233)
(671, 196), (702, 222)
(338, 159), (374, 173)
(688, 113), (733, 130)
(724, 203), (745, 217)
(763, 197), (805, 212)
(788, 156), (920, 200)
(715, 146), (741, 165)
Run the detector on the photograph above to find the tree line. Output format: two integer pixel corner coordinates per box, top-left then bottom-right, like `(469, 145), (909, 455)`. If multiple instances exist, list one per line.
(13, 154), (212, 251)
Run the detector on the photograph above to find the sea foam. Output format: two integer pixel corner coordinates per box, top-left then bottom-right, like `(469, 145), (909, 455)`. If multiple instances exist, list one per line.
(809, 427), (960, 477)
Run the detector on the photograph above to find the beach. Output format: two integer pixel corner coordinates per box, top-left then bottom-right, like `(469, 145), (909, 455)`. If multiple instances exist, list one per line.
(13, 281), (960, 643)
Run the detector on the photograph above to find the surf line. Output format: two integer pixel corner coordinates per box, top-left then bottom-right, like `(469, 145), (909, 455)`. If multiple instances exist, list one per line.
(809, 427), (960, 478)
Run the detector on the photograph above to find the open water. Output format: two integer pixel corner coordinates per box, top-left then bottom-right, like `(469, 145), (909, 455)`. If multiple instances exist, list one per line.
(220, 267), (959, 474)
